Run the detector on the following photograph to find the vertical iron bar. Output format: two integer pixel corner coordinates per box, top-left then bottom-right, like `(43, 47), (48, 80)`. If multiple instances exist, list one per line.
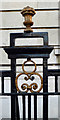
(23, 95), (25, 120)
(55, 76), (58, 92)
(11, 58), (20, 120)
(10, 34), (16, 120)
(44, 33), (48, 46)
(2, 77), (4, 93)
(43, 58), (48, 120)
(10, 34), (20, 120)
(28, 95), (31, 120)
(16, 96), (20, 120)
(34, 95), (37, 120)
(11, 58), (17, 120)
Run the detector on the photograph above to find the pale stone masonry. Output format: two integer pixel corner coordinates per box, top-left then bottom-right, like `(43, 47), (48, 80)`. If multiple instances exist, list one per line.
(0, 1), (60, 119)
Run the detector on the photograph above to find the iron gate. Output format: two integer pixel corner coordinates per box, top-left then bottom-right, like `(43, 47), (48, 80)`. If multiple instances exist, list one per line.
(0, 6), (60, 120)
(0, 31), (60, 120)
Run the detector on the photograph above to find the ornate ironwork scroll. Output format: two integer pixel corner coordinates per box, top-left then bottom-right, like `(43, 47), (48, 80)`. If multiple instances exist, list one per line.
(15, 58), (43, 93)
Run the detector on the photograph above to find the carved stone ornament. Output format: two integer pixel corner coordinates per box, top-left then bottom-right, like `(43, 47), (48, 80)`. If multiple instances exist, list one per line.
(21, 6), (36, 32)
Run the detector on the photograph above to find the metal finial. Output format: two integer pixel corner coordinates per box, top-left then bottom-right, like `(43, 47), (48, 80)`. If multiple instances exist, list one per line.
(21, 6), (36, 32)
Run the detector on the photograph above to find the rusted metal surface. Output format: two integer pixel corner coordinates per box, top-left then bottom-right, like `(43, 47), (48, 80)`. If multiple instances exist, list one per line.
(21, 6), (36, 32)
(15, 58), (43, 93)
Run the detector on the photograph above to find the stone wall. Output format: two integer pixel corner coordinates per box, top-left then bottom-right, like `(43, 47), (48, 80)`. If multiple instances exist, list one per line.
(0, 1), (60, 119)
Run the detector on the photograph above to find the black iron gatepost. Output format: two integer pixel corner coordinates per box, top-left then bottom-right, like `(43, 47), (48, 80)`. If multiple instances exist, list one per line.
(0, 6), (60, 120)
(4, 31), (53, 120)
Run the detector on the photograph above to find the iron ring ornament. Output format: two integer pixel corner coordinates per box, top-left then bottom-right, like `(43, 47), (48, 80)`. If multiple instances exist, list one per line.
(15, 59), (43, 93)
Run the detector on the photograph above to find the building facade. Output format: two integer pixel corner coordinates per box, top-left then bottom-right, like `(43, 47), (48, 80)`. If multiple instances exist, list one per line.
(0, 1), (60, 119)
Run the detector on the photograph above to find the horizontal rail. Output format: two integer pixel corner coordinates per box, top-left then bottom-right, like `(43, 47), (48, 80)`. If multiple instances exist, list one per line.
(0, 45), (60, 48)
(0, 70), (12, 77)
(0, 8), (59, 12)
(48, 69), (60, 76)
(0, 63), (60, 66)
(0, 69), (60, 77)
(0, 92), (60, 96)
(0, 27), (59, 30)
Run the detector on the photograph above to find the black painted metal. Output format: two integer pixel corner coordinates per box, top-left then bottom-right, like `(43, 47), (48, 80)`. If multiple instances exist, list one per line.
(55, 76), (58, 92)
(0, 69), (60, 77)
(0, 8), (59, 13)
(23, 95), (26, 120)
(43, 58), (48, 120)
(1, 31), (60, 120)
(2, 77), (4, 93)
(48, 69), (60, 76)
(34, 95), (37, 120)
(28, 95), (31, 120)
(16, 97), (20, 120)
(0, 63), (60, 66)
(0, 26), (59, 31)
(10, 33), (20, 120)
(11, 58), (17, 120)
(0, 70), (11, 77)
(1, 92), (60, 96)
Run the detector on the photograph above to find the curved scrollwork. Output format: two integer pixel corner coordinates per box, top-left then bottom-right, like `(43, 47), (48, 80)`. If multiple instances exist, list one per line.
(15, 59), (43, 93)
(21, 83), (38, 93)
(22, 59), (36, 74)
